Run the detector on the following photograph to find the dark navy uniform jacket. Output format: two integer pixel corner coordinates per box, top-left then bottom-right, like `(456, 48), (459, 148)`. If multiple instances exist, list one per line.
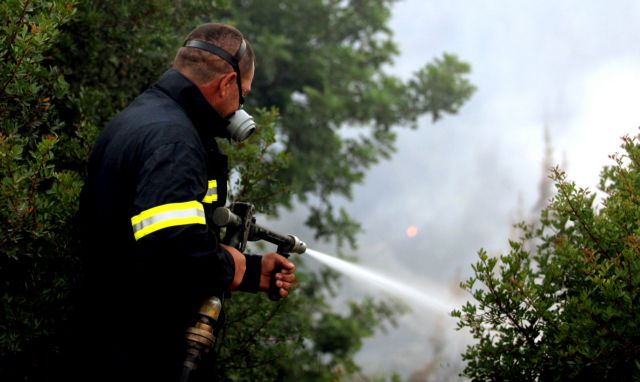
(75, 69), (261, 381)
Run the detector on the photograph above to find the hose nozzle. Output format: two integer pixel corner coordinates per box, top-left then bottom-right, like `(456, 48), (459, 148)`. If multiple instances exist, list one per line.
(287, 235), (307, 255)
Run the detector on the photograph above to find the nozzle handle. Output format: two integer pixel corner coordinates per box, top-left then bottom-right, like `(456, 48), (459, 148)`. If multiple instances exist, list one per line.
(268, 235), (306, 301)
(268, 251), (289, 301)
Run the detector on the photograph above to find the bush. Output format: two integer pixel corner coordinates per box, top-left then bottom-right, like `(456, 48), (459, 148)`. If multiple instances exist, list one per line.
(454, 133), (640, 381)
(0, 0), (81, 378)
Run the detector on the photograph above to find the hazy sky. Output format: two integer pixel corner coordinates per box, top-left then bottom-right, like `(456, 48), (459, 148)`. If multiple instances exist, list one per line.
(271, 1), (640, 379)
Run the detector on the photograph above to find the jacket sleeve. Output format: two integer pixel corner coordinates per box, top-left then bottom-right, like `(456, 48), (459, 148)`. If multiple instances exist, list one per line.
(130, 141), (235, 294)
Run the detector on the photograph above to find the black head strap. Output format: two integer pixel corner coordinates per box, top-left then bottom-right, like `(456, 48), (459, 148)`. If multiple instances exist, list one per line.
(184, 38), (247, 104)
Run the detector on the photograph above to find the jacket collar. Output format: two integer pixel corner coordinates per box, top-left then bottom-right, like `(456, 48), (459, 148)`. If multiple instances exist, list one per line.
(153, 69), (229, 145)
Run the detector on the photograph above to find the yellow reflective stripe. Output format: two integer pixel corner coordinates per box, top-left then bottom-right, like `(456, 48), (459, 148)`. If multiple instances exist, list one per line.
(131, 201), (205, 240)
(202, 179), (218, 203)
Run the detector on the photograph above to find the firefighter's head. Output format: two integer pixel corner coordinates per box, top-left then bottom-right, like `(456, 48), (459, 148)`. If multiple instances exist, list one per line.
(174, 23), (256, 143)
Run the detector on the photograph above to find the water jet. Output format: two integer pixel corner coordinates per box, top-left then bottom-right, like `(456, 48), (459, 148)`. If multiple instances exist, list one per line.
(305, 248), (458, 313)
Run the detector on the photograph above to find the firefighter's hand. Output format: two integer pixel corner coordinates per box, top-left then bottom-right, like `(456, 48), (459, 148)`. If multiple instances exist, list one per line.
(260, 253), (297, 298)
(221, 244), (247, 290)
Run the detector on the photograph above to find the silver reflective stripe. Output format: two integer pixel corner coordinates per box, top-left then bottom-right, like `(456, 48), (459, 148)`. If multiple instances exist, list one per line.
(202, 179), (218, 203)
(131, 201), (206, 240)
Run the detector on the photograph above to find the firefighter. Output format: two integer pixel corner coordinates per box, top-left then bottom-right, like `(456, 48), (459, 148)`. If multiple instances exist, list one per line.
(73, 22), (296, 381)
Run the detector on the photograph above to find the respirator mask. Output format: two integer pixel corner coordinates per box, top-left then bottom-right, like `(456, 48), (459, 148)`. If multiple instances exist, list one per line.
(225, 108), (255, 143)
(184, 39), (256, 143)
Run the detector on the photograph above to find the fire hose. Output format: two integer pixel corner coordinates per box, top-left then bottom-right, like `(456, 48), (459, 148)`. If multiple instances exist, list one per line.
(180, 202), (306, 381)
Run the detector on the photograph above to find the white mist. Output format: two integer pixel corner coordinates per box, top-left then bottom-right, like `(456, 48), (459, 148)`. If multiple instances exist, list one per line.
(305, 248), (458, 313)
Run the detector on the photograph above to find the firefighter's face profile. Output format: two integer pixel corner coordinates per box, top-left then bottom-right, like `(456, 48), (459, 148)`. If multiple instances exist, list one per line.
(217, 61), (254, 118)
(221, 61), (256, 143)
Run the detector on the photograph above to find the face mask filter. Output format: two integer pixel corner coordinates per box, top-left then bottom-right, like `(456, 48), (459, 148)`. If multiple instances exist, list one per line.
(226, 108), (256, 143)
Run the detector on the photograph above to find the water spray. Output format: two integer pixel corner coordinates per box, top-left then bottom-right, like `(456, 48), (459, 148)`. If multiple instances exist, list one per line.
(214, 202), (456, 311)
(305, 249), (457, 313)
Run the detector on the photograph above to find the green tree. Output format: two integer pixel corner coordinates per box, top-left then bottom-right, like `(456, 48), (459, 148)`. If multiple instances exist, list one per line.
(454, 133), (640, 381)
(1, 0), (475, 380)
(222, 0), (475, 243)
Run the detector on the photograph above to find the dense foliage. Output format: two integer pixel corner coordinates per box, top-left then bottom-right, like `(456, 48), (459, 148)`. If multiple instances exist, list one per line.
(1, 1), (81, 378)
(454, 134), (640, 381)
(1, 0), (474, 380)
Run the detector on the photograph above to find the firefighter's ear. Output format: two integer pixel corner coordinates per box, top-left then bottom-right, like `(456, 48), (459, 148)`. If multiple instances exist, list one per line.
(217, 71), (237, 97)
